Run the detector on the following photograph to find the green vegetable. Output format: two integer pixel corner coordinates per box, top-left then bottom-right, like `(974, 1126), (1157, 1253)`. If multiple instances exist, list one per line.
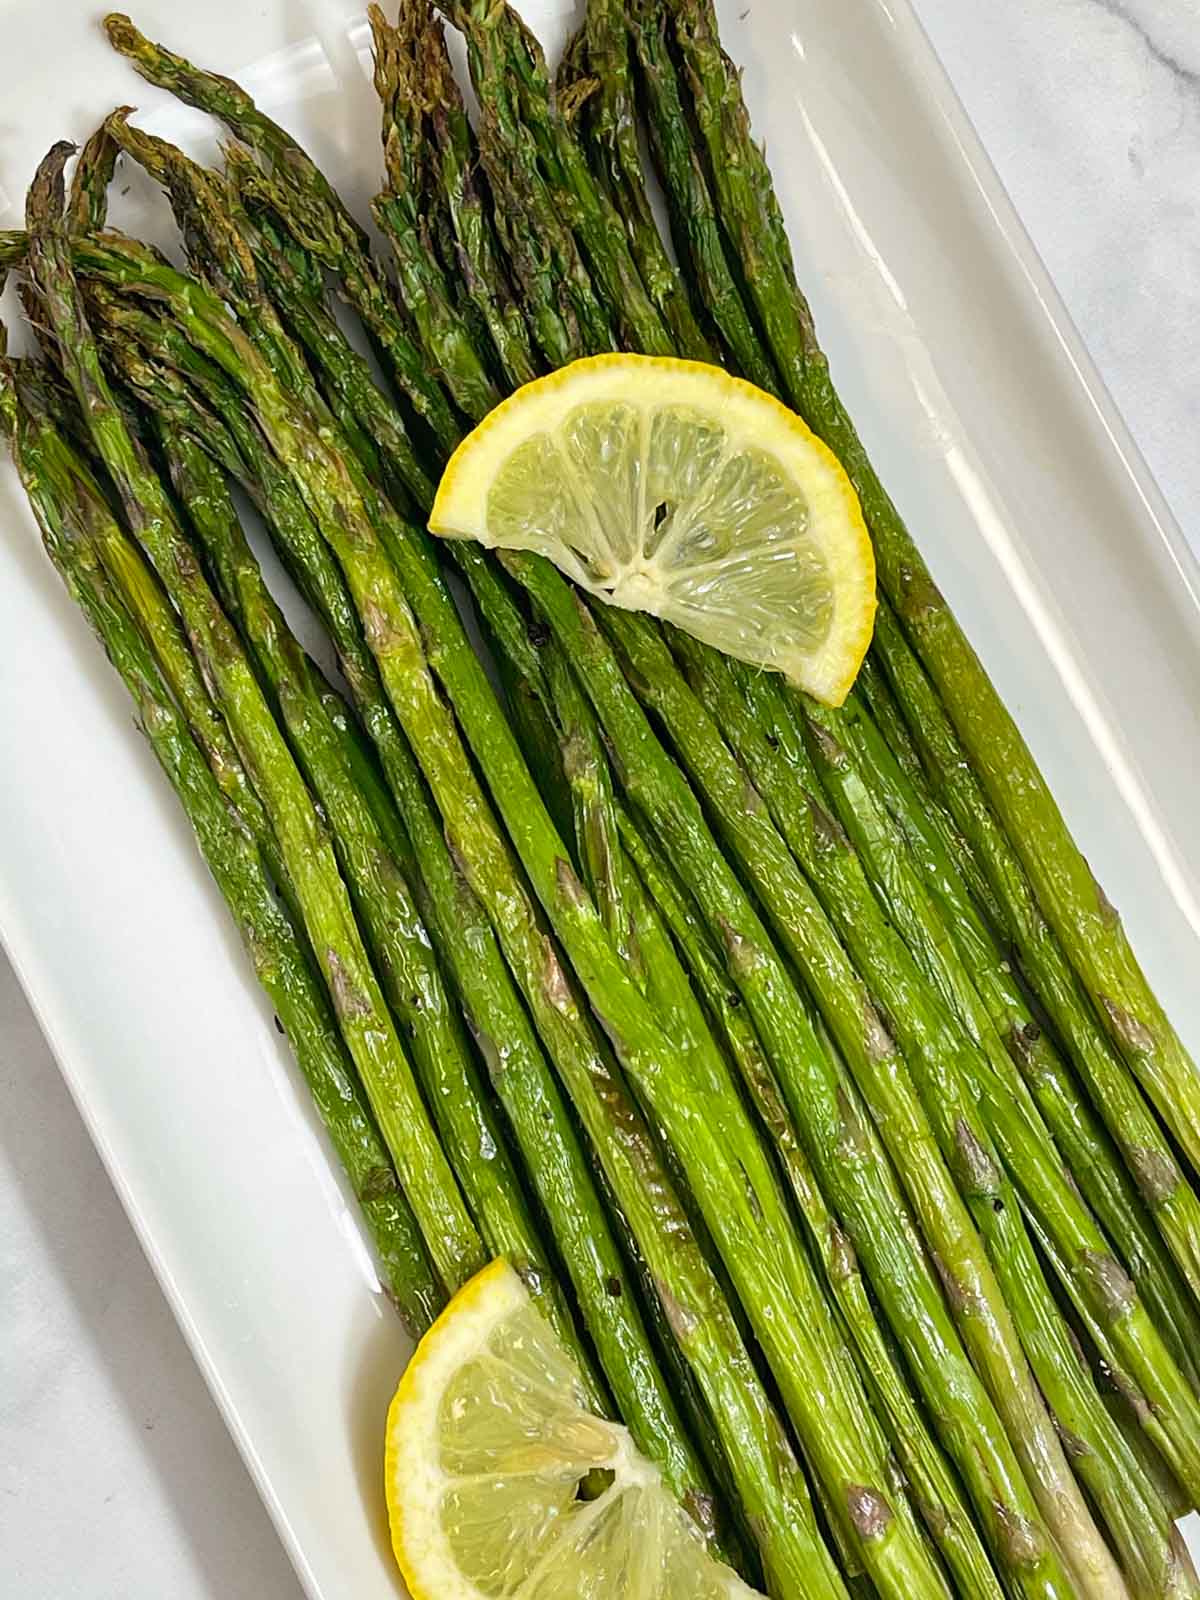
(672, 638), (1187, 1599)
(1, 357), (444, 1340)
(158, 420), (583, 1364)
(615, 803), (1005, 1600)
(27, 143), (484, 1294)
(659, 0), (1200, 1188)
(869, 598), (1200, 1311)
(509, 554), (1085, 1600)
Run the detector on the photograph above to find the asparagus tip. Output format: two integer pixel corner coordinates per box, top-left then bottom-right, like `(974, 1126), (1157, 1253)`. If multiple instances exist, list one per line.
(27, 142), (76, 233)
(103, 13), (138, 51)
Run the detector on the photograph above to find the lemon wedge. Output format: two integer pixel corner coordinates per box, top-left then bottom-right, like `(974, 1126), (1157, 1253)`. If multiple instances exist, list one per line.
(429, 354), (875, 705)
(385, 1258), (760, 1600)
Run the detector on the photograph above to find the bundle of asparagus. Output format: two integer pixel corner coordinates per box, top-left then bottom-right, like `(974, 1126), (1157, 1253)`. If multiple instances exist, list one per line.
(2, 2), (1198, 1597)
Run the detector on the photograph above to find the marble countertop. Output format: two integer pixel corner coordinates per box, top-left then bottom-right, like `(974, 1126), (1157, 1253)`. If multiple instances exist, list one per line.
(2, 1), (1197, 1594)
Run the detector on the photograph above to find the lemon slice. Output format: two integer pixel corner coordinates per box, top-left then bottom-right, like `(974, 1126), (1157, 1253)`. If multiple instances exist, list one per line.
(429, 354), (875, 705)
(385, 1258), (760, 1600)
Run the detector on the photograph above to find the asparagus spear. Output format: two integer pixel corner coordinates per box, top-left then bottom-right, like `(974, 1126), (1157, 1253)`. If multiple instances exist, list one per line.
(68, 223), (952, 1600)
(445, 0), (672, 359)
(27, 143), (484, 1294)
(667, 621), (1200, 1585)
(122, 62), (857, 1465)
(788, 668), (1200, 1452)
(616, 806), (1006, 1600)
(541, 640), (940, 1594)
(415, 4), (542, 390)
(1029, 1197), (1200, 1540)
(854, 651), (1004, 933)
(662, 0), (1200, 1175)
(34, 306), (307, 951)
(447, 3), (616, 364)
(536, 642), (775, 1574)
(366, 2), (502, 423)
(100, 109), (409, 504)
(1, 358), (444, 1340)
(883, 543), (1200, 1185)
(331, 0), (1200, 1548)
(102, 13), (463, 454)
(85, 265), (777, 1566)
(222, 161), (436, 513)
(584, 1144), (765, 1593)
(679, 641), (1191, 1598)
(507, 551), (1081, 1600)
(101, 114), (334, 404)
(205, 139), (620, 862)
(414, 116), (508, 403)
(541, 628), (792, 1330)
(831, 675), (1200, 1392)
(870, 595), (1200, 1308)
(544, 644), (644, 980)
(567, 0), (711, 360)
(624, 2), (774, 390)
(156, 420), (588, 1361)
(67, 118), (123, 232)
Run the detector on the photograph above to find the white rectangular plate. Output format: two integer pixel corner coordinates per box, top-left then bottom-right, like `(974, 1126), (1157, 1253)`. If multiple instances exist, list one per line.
(1, 1), (1197, 1595)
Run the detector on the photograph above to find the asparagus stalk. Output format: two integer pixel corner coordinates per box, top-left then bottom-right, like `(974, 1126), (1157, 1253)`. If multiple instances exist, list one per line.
(120, 53), (819, 1414)
(507, 552), (1078, 1600)
(666, 624), (1200, 1589)
(36, 310), (304, 947)
(584, 1145), (765, 1593)
(68, 223), (951, 1600)
(102, 13), (463, 455)
(789, 671), (1200, 1458)
(870, 595), (1200, 1308)
(616, 805), (1006, 1600)
(541, 628), (789, 1332)
(156, 420), (589, 1362)
(1028, 1197), (1200, 1540)
(222, 163), (436, 512)
(101, 111), (406, 501)
(663, 0), (1200, 1175)
(544, 645), (644, 981)
(707, 647), (1193, 1596)
(535, 645), (771, 1575)
(542, 639), (936, 1594)
(626, 0), (779, 391)
(101, 114), (336, 412)
(884, 546), (1200, 1183)
(86, 266), (774, 1566)
(446, 0), (672, 359)
(447, 4), (616, 364)
(27, 144), (484, 1294)
(2, 359), (444, 1340)
(496, 650), (580, 849)
(366, 2), (502, 423)
(854, 651), (1005, 933)
(415, 118), (508, 404)
(415, 4), (542, 390)
(831, 675), (1200, 1392)
(67, 118), (123, 232)
(567, 0), (710, 360)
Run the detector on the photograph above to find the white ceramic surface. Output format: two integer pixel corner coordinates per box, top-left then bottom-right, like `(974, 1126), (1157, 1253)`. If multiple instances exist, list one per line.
(1, 1), (1198, 1596)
